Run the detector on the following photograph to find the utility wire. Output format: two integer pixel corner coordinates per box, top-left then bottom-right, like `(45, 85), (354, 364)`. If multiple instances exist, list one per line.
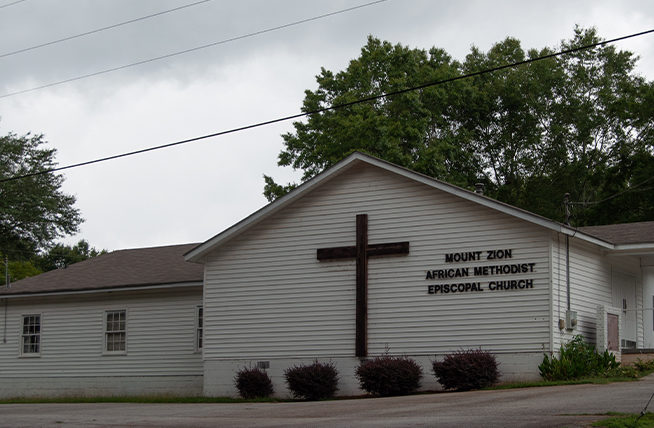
(635, 390), (654, 426)
(0, 0), (26, 10)
(570, 175), (654, 206)
(1, 27), (653, 184)
(0, 0), (213, 59)
(0, 0), (390, 99)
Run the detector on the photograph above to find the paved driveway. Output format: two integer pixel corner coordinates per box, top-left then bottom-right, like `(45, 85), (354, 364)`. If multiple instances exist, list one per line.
(2, 376), (654, 428)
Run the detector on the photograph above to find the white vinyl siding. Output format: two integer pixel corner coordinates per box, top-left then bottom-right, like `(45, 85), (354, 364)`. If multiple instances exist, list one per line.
(0, 286), (202, 397)
(203, 163), (552, 360)
(551, 233), (643, 350)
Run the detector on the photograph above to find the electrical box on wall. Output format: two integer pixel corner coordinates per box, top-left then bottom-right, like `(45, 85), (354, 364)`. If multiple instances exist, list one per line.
(566, 310), (578, 330)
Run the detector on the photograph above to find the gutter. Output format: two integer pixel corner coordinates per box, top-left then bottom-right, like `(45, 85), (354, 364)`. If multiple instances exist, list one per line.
(0, 281), (203, 299)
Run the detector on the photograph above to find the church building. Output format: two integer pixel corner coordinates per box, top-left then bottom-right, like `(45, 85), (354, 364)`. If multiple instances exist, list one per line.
(1, 152), (653, 398)
(0, 244), (204, 398)
(186, 152), (654, 397)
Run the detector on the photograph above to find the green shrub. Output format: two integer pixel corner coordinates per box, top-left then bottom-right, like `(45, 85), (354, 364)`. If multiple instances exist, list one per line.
(539, 335), (619, 381)
(633, 358), (654, 372)
(234, 366), (274, 399)
(284, 361), (339, 400)
(605, 365), (639, 378)
(432, 348), (500, 391)
(355, 355), (423, 396)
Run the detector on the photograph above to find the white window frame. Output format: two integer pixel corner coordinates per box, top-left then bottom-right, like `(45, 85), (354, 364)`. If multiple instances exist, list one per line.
(20, 314), (41, 357)
(195, 305), (203, 353)
(103, 309), (127, 355)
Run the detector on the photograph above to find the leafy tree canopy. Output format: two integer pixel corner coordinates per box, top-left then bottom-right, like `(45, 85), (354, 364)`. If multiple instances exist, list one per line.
(264, 27), (654, 226)
(34, 239), (107, 272)
(1, 240), (107, 285)
(0, 132), (84, 258)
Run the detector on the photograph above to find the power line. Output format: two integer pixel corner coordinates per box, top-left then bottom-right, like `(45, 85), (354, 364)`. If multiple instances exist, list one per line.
(0, 0), (213, 59)
(1, 27), (653, 184)
(0, 0), (390, 99)
(0, 0), (27, 10)
(636, 390), (654, 425)
(569, 175), (654, 206)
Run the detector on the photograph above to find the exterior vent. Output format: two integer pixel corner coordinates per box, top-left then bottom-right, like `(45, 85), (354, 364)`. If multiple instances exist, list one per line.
(257, 361), (270, 369)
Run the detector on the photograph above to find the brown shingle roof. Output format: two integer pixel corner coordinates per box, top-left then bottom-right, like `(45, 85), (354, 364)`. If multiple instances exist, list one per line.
(579, 221), (654, 245)
(0, 243), (203, 296)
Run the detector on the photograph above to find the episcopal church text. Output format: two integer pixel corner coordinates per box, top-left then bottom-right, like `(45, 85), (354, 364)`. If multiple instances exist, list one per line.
(426, 248), (536, 295)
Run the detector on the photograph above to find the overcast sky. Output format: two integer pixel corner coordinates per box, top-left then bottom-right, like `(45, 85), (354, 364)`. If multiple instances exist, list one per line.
(1, 0), (653, 252)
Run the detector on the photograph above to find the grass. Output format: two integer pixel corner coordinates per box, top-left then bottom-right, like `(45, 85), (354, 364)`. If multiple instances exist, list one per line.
(592, 412), (654, 427)
(487, 373), (648, 390)
(1, 368), (651, 404)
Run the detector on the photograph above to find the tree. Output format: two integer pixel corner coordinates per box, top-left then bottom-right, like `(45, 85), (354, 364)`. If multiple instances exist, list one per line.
(0, 132), (84, 259)
(263, 36), (477, 201)
(0, 255), (40, 286)
(34, 239), (107, 272)
(0, 240), (107, 286)
(264, 28), (654, 226)
(517, 27), (654, 223)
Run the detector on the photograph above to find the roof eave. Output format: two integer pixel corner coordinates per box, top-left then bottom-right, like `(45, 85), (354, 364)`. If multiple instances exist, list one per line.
(185, 151), (625, 261)
(605, 243), (654, 256)
(0, 280), (204, 299)
(184, 154), (361, 262)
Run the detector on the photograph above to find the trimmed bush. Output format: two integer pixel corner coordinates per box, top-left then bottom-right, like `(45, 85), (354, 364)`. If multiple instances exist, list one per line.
(234, 366), (274, 399)
(539, 335), (619, 381)
(284, 361), (339, 400)
(432, 348), (500, 391)
(355, 355), (423, 396)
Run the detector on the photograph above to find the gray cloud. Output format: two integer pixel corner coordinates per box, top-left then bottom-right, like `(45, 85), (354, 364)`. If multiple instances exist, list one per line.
(0, 0), (652, 251)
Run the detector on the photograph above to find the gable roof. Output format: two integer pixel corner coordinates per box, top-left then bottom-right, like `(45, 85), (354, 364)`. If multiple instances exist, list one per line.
(579, 222), (654, 246)
(188, 152), (654, 263)
(0, 243), (203, 297)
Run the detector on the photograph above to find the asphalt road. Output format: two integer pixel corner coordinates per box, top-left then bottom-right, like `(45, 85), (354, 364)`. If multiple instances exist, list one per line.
(2, 376), (654, 428)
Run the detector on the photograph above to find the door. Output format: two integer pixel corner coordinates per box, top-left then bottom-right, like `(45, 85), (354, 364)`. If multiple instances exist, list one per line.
(612, 270), (637, 348)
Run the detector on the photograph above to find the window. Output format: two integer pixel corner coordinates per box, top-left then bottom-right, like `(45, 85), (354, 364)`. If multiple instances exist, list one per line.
(195, 305), (203, 352)
(104, 310), (126, 353)
(21, 314), (41, 356)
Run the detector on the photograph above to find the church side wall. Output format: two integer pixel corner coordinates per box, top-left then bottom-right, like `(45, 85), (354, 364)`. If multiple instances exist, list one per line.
(551, 233), (643, 351)
(0, 287), (203, 398)
(204, 353), (545, 397)
(203, 164), (552, 397)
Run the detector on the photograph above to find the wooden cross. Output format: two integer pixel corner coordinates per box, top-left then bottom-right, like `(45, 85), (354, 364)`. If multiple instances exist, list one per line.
(317, 214), (409, 357)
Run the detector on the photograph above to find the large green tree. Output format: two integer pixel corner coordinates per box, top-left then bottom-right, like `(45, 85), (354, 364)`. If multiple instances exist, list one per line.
(265, 27), (654, 226)
(34, 239), (107, 272)
(264, 36), (476, 200)
(0, 240), (106, 285)
(0, 132), (84, 259)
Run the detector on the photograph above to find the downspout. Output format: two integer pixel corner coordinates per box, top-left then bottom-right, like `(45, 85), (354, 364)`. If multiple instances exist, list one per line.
(566, 235), (570, 311)
(3, 299), (6, 344)
(3, 256), (8, 343)
(564, 193), (571, 311)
